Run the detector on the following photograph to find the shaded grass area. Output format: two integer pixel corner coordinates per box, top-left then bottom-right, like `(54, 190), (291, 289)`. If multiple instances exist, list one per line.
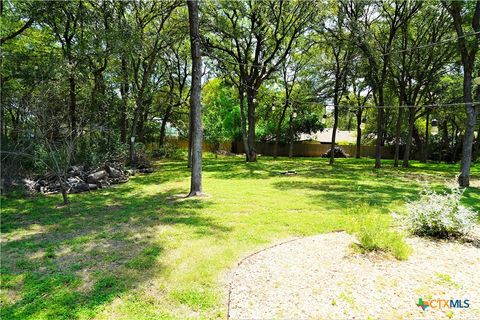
(1, 156), (479, 319)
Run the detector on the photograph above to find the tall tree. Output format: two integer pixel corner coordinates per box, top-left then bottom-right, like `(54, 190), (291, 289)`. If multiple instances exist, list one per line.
(323, 5), (352, 165)
(345, 0), (421, 168)
(125, 0), (181, 165)
(442, 0), (480, 187)
(158, 40), (190, 148)
(204, 0), (315, 162)
(45, 1), (85, 136)
(187, 0), (203, 196)
(274, 54), (306, 159)
(388, 4), (454, 168)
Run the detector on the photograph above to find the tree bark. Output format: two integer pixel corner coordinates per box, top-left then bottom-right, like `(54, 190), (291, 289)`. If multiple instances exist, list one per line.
(330, 100), (339, 165)
(422, 111), (430, 163)
(458, 68), (478, 187)
(274, 100), (289, 159)
(61, 188), (69, 205)
(187, 0), (203, 196)
(375, 88), (385, 168)
(119, 49), (129, 144)
(393, 107), (403, 167)
(238, 88), (250, 160)
(355, 110), (362, 158)
(288, 114), (294, 158)
(59, 175), (69, 205)
(0, 18), (34, 45)
(413, 126), (423, 162)
(444, 0), (480, 187)
(159, 106), (172, 148)
(402, 107), (415, 168)
(246, 91), (257, 162)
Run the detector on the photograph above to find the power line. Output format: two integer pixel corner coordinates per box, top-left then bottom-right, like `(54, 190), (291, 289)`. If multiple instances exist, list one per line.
(234, 79), (478, 108)
(234, 79), (478, 109)
(299, 101), (480, 109)
(203, 31), (480, 69)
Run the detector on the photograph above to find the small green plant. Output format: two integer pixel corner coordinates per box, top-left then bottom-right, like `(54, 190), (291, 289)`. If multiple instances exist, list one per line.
(393, 185), (477, 238)
(152, 142), (183, 159)
(353, 212), (412, 260)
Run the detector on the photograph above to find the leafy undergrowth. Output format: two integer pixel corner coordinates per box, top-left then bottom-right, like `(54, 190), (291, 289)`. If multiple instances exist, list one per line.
(1, 156), (479, 319)
(351, 210), (412, 260)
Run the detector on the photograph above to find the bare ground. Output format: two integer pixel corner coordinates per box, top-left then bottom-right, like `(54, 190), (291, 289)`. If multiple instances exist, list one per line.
(228, 230), (480, 320)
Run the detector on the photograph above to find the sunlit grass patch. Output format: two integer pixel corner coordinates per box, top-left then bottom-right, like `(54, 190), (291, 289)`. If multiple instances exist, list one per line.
(0, 156), (478, 319)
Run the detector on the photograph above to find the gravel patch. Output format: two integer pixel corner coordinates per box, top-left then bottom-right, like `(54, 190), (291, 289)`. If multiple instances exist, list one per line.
(228, 231), (480, 320)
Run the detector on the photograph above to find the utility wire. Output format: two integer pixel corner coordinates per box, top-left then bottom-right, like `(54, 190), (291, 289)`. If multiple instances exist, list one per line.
(234, 79), (479, 109)
(203, 31), (480, 69)
(293, 101), (480, 109)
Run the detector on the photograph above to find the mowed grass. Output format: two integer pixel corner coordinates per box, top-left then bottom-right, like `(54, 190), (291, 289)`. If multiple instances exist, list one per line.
(1, 156), (479, 319)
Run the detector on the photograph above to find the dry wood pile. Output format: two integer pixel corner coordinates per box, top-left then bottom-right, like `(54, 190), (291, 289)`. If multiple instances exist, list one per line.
(24, 164), (153, 195)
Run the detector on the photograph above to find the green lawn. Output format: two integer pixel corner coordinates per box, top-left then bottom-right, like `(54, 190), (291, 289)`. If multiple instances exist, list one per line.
(1, 156), (479, 319)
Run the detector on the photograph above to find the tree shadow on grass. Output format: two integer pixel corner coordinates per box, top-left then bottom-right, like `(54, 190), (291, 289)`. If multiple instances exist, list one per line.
(1, 185), (230, 319)
(272, 179), (420, 212)
(202, 156), (467, 183)
(463, 187), (480, 213)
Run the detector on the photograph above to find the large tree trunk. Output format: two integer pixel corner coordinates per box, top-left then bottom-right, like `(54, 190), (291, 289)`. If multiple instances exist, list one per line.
(288, 114), (294, 158)
(393, 107), (403, 167)
(119, 57), (129, 144)
(445, 1), (480, 187)
(159, 106), (172, 148)
(274, 101), (289, 159)
(355, 110), (362, 158)
(330, 101), (339, 165)
(137, 108), (148, 143)
(413, 126), (423, 162)
(422, 111), (430, 163)
(402, 107), (415, 168)
(246, 92), (257, 162)
(458, 69), (478, 187)
(187, 0), (203, 196)
(375, 89), (385, 168)
(238, 89), (249, 160)
(459, 106), (477, 186)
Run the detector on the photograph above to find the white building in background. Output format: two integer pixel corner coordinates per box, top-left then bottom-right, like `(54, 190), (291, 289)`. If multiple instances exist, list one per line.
(152, 117), (180, 138)
(299, 128), (357, 144)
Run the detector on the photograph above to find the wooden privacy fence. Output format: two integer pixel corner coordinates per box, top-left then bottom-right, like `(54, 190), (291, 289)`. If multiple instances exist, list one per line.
(147, 138), (396, 159)
(232, 141), (396, 158)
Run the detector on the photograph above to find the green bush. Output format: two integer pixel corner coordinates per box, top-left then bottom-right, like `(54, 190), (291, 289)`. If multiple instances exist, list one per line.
(393, 185), (477, 238)
(352, 212), (411, 260)
(75, 133), (129, 169)
(152, 142), (183, 159)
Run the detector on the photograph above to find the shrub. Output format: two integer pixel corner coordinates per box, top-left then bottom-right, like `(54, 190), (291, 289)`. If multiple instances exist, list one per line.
(394, 186), (477, 238)
(130, 143), (153, 168)
(353, 213), (411, 260)
(152, 142), (183, 159)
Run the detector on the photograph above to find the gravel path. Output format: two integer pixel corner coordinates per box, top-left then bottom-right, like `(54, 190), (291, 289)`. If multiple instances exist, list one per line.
(228, 231), (480, 320)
